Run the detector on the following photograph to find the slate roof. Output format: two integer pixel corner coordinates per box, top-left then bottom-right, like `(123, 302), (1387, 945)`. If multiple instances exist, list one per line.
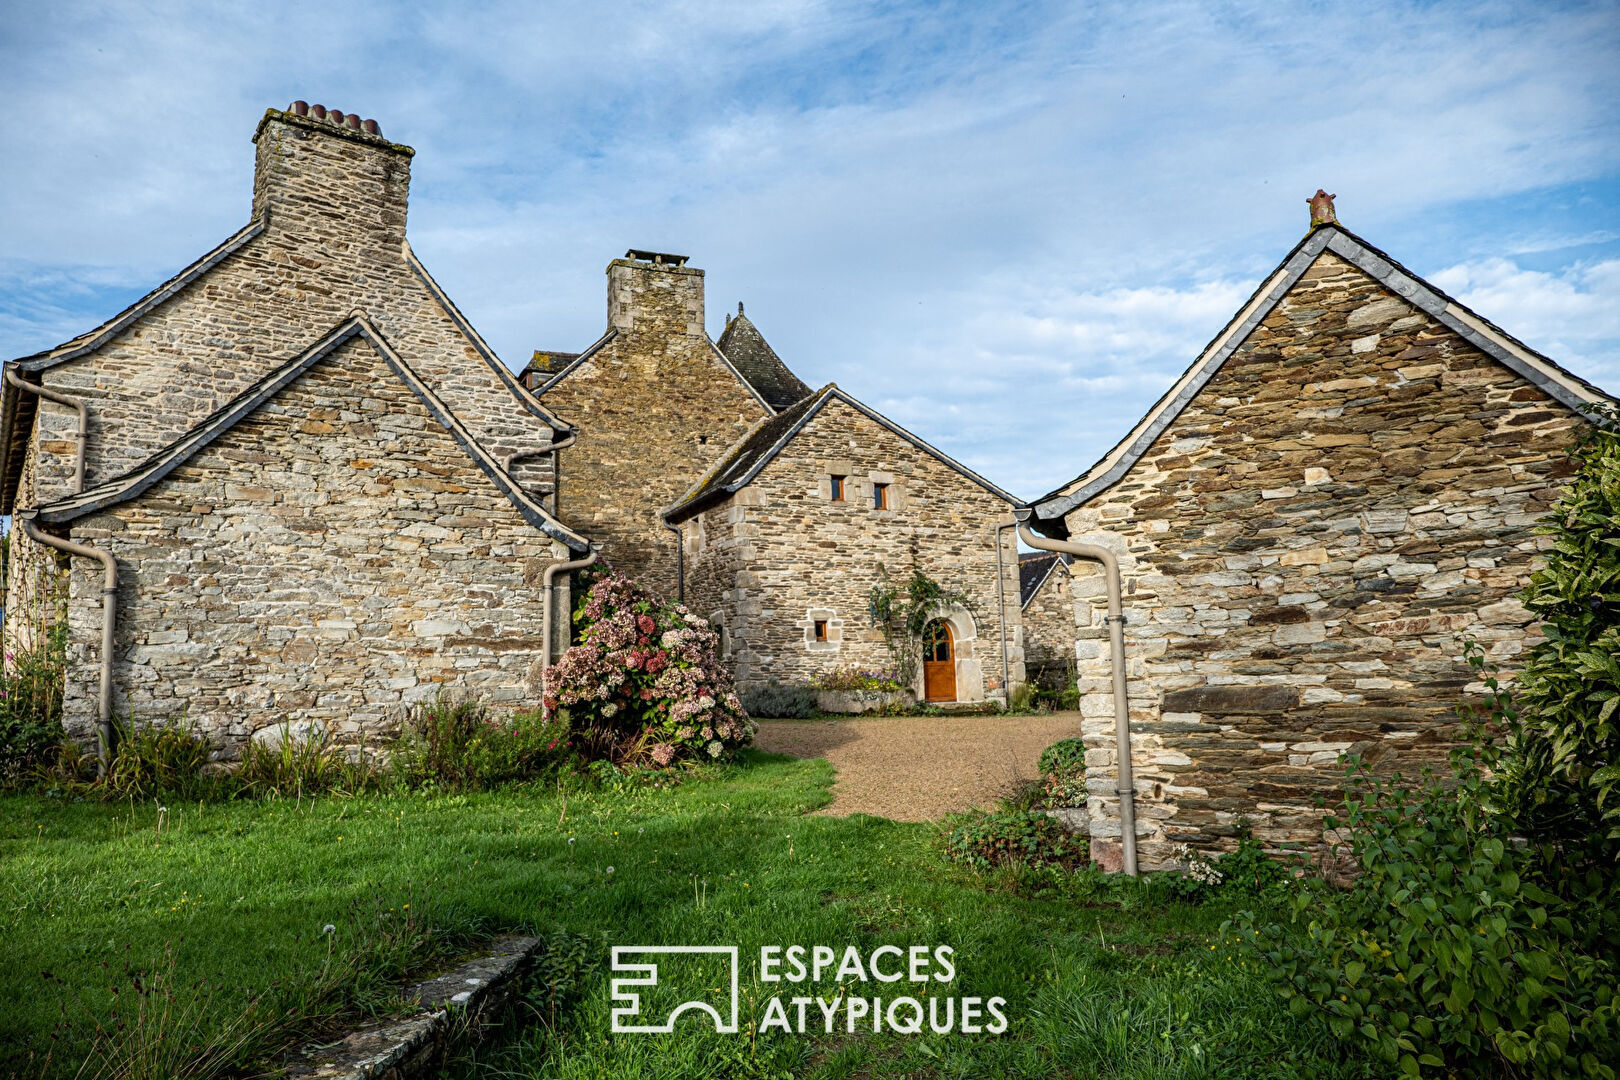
(1018, 551), (1071, 608)
(29, 315), (591, 552)
(663, 383), (1018, 523)
(715, 308), (814, 411)
(1029, 222), (1617, 530)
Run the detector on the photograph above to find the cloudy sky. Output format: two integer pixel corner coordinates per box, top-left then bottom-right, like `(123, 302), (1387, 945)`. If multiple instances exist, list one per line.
(2, 1), (1616, 501)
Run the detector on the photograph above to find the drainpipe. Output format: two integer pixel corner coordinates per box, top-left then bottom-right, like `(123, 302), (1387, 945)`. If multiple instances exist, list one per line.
(540, 548), (598, 707)
(19, 516), (116, 776)
(1016, 511), (1137, 877)
(6, 368), (88, 495)
(664, 520), (684, 603)
(995, 520), (1015, 707)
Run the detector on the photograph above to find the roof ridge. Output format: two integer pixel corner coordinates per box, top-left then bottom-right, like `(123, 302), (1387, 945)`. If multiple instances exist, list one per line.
(31, 315), (589, 551)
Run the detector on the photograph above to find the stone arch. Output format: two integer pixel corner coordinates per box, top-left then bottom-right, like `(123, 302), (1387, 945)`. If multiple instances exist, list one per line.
(913, 602), (985, 703)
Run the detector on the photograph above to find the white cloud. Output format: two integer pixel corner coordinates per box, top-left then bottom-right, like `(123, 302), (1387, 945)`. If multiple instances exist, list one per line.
(1430, 257), (1620, 386)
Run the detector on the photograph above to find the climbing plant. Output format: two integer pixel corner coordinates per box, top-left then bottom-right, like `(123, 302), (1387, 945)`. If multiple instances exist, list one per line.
(867, 568), (975, 681)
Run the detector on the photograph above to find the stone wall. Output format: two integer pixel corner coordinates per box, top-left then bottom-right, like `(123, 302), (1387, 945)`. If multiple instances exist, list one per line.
(683, 397), (1024, 701)
(1059, 251), (1586, 871)
(1021, 559), (1079, 689)
(536, 257), (769, 597)
(16, 106), (562, 514)
(59, 337), (565, 752)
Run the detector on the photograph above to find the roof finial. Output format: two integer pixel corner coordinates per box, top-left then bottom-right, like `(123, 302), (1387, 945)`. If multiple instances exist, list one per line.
(1308, 189), (1338, 229)
(738, 301), (744, 316)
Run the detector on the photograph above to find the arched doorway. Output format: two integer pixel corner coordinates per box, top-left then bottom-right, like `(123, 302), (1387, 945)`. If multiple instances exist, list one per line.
(922, 619), (956, 702)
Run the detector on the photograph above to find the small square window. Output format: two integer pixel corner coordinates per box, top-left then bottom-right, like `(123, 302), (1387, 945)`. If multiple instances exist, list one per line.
(830, 475), (846, 501)
(813, 620), (829, 642)
(872, 483), (890, 510)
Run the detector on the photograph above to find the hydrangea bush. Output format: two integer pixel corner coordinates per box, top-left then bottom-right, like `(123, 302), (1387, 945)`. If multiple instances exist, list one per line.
(543, 572), (753, 766)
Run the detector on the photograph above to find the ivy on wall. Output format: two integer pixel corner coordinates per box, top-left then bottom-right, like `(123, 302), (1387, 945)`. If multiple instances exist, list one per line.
(867, 568), (975, 681)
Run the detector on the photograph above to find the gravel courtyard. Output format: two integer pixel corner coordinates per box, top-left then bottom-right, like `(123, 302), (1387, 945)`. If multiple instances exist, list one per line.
(752, 712), (1084, 820)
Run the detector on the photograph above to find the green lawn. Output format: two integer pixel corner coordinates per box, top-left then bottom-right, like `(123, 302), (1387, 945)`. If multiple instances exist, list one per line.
(0, 753), (1369, 1079)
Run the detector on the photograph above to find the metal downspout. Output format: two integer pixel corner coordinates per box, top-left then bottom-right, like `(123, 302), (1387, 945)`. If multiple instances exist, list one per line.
(540, 548), (598, 708)
(1016, 513), (1137, 877)
(6, 367), (88, 495)
(20, 516), (115, 776)
(995, 520), (1014, 706)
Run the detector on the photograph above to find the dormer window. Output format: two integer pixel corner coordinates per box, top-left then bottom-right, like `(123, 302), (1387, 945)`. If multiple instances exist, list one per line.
(830, 475), (846, 501)
(873, 483), (890, 510)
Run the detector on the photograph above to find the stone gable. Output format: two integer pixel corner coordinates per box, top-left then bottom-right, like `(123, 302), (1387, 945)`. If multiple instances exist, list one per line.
(58, 335), (565, 752)
(1021, 557), (1079, 689)
(680, 396), (1023, 701)
(536, 256), (770, 595)
(1053, 248), (1590, 870)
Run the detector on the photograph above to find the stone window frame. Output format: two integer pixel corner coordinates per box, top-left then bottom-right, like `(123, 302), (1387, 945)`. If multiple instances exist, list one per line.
(866, 470), (901, 515)
(820, 459), (856, 503)
(797, 607), (842, 653)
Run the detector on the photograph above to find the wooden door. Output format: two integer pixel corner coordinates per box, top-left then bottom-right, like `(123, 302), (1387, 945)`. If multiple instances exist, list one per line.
(922, 620), (956, 702)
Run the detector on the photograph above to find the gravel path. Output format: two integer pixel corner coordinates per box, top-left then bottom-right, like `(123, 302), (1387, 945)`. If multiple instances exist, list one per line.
(753, 712), (1084, 821)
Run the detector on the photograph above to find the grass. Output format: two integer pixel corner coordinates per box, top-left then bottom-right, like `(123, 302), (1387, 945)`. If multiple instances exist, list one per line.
(0, 752), (1369, 1079)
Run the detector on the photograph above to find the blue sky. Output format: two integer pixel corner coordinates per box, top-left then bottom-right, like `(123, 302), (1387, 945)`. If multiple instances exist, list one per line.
(2, 1), (1617, 501)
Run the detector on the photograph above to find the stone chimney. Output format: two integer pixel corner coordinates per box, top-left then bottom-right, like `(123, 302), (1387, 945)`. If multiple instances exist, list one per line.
(251, 101), (413, 242)
(606, 250), (705, 338)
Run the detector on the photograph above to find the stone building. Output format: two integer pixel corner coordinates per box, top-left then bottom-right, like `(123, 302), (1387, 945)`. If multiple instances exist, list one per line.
(524, 256), (789, 598)
(1027, 204), (1613, 871)
(1, 103), (589, 756)
(1019, 552), (1079, 690)
(664, 384), (1025, 704)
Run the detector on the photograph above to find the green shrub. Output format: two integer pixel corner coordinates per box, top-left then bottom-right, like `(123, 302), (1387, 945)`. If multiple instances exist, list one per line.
(390, 699), (572, 791)
(740, 682), (815, 719)
(1161, 836), (1296, 906)
(1230, 753), (1619, 1078)
(103, 721), (215, 801)
(0, 624), (68, 784)
(1037, 736), (1087, 809)
(236, 724), (379, 799)
(810, 666), (904, 694)
(944, 809), (1088, 871)
(1487, 402), (1620, 856)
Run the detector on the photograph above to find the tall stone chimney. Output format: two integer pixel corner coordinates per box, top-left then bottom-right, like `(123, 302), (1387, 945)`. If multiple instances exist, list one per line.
(606, 250), (705, 338)
(251, 101), (412, 242)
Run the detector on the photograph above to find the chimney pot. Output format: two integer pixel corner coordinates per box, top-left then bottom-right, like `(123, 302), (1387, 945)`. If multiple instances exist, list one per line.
(1308, 189), (1338, 228)
(310, 104), (327, 119)
(361, 118), (379, 135)
(345, 113), (361, 130)
(291, 100), (309, 116)
(329, 109), (345, 125)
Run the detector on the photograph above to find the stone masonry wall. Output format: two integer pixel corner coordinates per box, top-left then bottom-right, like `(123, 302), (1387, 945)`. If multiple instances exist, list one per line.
(1022, 561), (1080, 689)
(23, 109), (562, 514)
(1060, 250), (1586, 872)
(683, 398), (1024, 701)
(59, 337), (566, 753)
(537, 258), (769, 598)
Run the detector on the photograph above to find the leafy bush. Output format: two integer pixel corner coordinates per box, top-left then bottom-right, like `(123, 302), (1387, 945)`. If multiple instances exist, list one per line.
(1161, 836), (1295, 906)
(0, 625), (68, 784)
(1231, 753), (1619, 1078)
(390, 699), (572, 791)
(739, 682), (816, 719)
(544, 572), (752, 765)
(103, 721), (215, 801)
(810, 666), (904, 694)
(1488, 402), (1620, 855)
(1038, 736), (1087, 809)
(944, 809), (1089, 871)
(236, 723), (379, 799)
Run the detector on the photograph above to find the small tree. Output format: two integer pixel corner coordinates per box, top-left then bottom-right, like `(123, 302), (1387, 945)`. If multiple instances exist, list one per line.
(1493, 403), (1620, 859)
